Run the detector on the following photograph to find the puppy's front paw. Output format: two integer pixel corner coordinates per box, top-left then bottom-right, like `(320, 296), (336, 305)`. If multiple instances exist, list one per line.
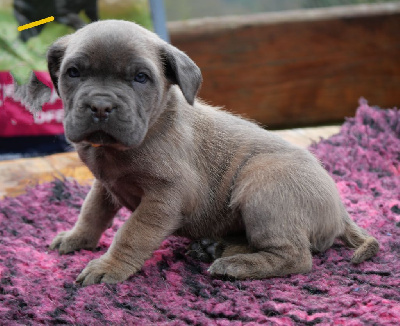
(76, 256), (134, 286)
(50, 230), (97, 254)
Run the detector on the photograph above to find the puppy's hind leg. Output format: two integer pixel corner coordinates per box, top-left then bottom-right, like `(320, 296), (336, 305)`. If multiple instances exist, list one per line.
(208, 238), (312, 280)
(208, 201), (313, 279)
(209, 162), (313, 279)
(220, 235), (254, 258)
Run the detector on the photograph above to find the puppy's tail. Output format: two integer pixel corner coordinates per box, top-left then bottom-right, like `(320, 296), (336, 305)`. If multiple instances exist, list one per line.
(339, 205), (379, 264)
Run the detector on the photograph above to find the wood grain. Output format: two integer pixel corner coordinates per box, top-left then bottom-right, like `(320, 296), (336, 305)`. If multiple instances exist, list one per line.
(0, 152), (93, 198)
(169, 3), (400, 128)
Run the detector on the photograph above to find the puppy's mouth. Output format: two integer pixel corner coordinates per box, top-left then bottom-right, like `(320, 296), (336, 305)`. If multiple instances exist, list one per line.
(84, 131), (118, 147)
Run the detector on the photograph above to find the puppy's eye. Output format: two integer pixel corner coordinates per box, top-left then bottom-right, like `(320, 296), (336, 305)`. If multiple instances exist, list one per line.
(67, 67), (80, 78)
(134, 73), (148, 84)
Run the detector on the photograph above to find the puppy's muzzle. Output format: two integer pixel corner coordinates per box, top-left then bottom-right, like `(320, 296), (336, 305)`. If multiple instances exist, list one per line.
(85, 96), (117, 123)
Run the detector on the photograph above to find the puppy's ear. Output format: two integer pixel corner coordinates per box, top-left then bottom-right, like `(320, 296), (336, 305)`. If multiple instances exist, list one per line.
(161, 44), (202, 105)
(47, 35), (70, 96)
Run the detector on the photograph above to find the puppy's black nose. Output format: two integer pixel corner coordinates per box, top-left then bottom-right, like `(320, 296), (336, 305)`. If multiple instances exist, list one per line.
(88, 99), (115, 122)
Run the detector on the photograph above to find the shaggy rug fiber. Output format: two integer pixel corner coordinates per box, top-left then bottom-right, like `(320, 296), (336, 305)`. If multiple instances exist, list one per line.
(0, 100), (399, 325)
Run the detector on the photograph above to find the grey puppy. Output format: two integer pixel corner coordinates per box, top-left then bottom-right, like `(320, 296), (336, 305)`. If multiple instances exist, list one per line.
(49, 20), (379, 286)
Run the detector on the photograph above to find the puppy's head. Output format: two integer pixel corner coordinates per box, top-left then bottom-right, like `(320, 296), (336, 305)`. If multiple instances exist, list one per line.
(47, 20), (202, 148)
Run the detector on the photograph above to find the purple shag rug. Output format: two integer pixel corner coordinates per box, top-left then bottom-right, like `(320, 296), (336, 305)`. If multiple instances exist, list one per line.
(0, 100), (399, 325)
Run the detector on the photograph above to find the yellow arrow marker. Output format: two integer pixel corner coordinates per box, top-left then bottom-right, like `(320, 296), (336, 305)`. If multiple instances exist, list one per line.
(17, 16), (54, 32)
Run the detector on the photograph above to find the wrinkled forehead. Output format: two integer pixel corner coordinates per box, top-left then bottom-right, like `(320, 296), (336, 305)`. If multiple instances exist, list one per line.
(64, 22), (162, 74)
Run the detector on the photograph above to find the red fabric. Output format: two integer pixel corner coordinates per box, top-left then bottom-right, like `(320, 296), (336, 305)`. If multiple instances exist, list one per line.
(0, 71), (64, 137)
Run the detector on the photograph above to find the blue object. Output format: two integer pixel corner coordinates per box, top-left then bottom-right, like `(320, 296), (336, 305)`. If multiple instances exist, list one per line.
(149, 0), (170, 42)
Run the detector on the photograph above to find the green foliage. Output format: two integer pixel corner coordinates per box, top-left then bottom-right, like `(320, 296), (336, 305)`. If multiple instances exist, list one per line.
(0, 9), (70, 84)
(0, 0), (151, 84)
(99, 0), (152, 29)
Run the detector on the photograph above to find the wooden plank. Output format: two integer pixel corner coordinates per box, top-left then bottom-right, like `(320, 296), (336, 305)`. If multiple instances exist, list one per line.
(0, 152), (93, 198)
(272, 125), (340, 148)
(0, 126), (340, 199)
(168, 3), (400, 128)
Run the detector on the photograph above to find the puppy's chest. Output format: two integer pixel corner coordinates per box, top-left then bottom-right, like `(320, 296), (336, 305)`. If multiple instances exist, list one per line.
(81, 148), (126, 178)
(80, 148), (143, 209)
(107, 179), (142, 212)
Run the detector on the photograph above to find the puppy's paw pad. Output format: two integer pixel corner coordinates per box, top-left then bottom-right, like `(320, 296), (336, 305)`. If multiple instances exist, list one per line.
(187, 239), (223, 263)
(76, 257), (133, 286)
(50, 230), (96, 254)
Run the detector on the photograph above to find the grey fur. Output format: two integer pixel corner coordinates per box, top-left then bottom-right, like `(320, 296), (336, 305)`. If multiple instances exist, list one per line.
(48, 20), (379, 286)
